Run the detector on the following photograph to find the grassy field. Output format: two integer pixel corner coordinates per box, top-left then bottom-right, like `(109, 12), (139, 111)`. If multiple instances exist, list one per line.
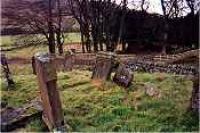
(0, 33), (198, 131)
(1, 32), (81, 58)
(0, 32), (81, 48)
(1, 67), (198, 132)
(5, 45), (49, 58)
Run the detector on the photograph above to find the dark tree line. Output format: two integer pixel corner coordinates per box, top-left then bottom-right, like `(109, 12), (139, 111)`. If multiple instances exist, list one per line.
(69, 0), (128, 52)
(69, 0), (198, 54)
(2, 0), (198, 54)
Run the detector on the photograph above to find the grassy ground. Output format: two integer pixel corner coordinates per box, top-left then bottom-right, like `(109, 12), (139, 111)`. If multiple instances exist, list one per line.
(5, 45), (49, 58)
(1, 32), (81, 59)
(0, 67), (198, 132)
(0, 32), (81, 48)
(0, 35), (198, 131)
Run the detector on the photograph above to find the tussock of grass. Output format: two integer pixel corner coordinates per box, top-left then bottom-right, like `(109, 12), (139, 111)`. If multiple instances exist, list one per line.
(0, 70), (198, 132)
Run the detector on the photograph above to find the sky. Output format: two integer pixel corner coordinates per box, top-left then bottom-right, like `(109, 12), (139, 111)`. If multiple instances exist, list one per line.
(116, 0), (163, 14)
(116, 0), (199, 15)
(129, 0), (163, 14)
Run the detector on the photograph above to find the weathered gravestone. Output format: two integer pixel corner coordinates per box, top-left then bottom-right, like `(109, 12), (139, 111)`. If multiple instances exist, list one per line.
(0, 53), (15, 89)
(113, 64), (133, 87)
(64, 51), (73, 71)
(34, 53), (65, 131)
(92, 52), (115, 81)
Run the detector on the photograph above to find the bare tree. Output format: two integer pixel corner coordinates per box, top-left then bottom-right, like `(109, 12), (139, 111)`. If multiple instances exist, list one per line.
(160, 0), (192, 54)
(186, 0), (195, 14)
(68, 0), (91, 52)
(2, 0), (68, 54)
(68, 0), (127, 52)
(117, 0), (128, 51)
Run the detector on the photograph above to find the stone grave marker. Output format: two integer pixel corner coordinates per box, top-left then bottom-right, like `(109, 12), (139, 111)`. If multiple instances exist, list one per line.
(113, 64), (133, 87)
(92, 52), (115, 81)
(64, 51), (73, 71)
(34, 53), (65, 131)
(0, 53), (15, 89)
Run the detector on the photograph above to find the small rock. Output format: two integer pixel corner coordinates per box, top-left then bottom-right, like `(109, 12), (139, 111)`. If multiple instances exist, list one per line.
(144, 83), (161, 98)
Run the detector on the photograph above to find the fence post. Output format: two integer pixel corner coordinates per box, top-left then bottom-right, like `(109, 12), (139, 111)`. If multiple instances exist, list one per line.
(34, 53), (65, 131)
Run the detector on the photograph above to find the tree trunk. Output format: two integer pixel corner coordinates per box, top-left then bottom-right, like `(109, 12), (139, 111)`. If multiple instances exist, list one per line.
(80, 31), (85, 53)
(161, 43), (167, 55)
(99, 41), (103, 51)
(56, 32), (63, 55)
(161, 21), (169, 55)
(48, 0), (56, 54)
(56, 0), (64, 55)
(58, 44), (63, 55)
(122, 42), (126, 52)
(117, 0), (127, 45)
(48, 37), (56, 54)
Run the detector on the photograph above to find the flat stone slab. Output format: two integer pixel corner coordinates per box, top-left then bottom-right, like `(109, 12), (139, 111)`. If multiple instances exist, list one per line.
(0, 99), (43, 132)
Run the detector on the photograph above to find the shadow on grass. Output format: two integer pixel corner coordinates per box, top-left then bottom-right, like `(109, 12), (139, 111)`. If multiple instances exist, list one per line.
(60, 81), (90, 91)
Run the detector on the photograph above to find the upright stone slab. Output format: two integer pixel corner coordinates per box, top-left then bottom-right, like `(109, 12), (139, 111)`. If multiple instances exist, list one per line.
(113, 64), (133, 87)
(0, 53), (15, 89)
(34, 53), (65, 131)
(92, 52), (115, 81)
(64, 51), (73, 71)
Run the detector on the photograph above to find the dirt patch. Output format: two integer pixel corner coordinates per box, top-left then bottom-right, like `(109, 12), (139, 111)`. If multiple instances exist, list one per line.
(91, 79), (103, 89)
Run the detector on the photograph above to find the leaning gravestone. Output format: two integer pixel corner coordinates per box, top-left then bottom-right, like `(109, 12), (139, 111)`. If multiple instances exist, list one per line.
(92, 52), (115, 81)
(0, 53), (15, 89)
(34, 53), (65, 131)
(113, 64), (133, 87)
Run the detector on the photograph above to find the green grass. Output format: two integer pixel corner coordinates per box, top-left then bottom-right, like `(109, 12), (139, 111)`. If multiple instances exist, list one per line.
(0, 32), (81, 48)
(5, 45), (49, 58)
(1, 32), (81, 58)
(64, 32), (81, 43)
(0, 69), (198, 132)
(0, 35), (17, 47)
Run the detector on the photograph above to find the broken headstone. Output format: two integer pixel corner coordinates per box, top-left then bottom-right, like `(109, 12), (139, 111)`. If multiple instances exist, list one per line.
(113, 64), (133, 87)
(0, 99), (42, 132)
